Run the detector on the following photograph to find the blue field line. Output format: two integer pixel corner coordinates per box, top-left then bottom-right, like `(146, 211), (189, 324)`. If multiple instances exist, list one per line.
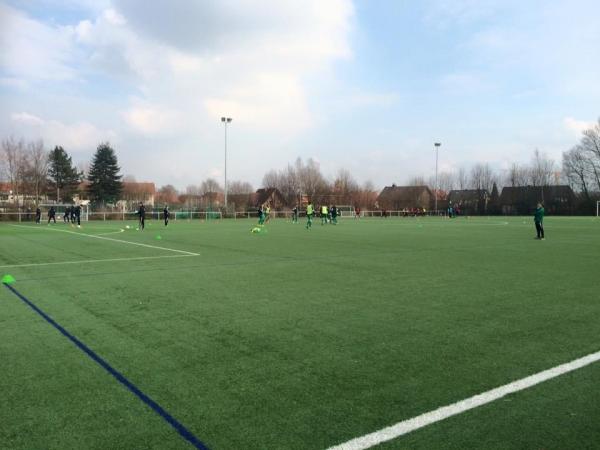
(3, 282), (210, 450)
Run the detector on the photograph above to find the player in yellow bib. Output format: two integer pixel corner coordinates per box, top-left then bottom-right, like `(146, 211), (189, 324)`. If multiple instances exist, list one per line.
(306, 202), (314, 229)
(321, 205), (329, 225)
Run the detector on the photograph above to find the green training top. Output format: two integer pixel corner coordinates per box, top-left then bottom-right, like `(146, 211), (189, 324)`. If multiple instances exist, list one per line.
(306, 204), (314, 215)
(534, 207), (544, 223)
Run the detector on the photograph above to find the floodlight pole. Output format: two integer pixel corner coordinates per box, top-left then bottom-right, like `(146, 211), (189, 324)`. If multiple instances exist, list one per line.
(434, 142), (441, 214)
(221, 117), (232, 210)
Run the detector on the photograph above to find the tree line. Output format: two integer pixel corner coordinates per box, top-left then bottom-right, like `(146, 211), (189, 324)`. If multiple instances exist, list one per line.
(0, 138), (122, 207)
(2, 118), (599, 210)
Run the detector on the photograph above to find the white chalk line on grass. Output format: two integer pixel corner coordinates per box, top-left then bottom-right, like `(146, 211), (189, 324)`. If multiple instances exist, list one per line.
(10, 224), (199, 256)
(95, 229), (126, 236)
(0, 254), (195, 269)
(328, 349), (600, 450)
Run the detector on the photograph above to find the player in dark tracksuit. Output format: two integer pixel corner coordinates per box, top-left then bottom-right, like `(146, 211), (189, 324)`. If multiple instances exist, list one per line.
(35, 207), (41, 224)
(64, 206), (71, 223)
(47, 206), (56, 224)
(74, 205), (81, 226)
(138, 202), (146, 230)
(163, 205), (170, 226)
(330, 205), (338, 224)
(534, 202), (545, 240)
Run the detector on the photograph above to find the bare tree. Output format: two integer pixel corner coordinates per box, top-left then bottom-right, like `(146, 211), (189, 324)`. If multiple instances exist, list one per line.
(26, 140), (48, 204)
(228, 180), (254, 195)
(457, 167), (468, 190)
(580, 119), (600, 190)
(1, 137), (27, 209)
(262, 169), (279, 189)
(428, 171), (455, 193)
(333, 168), (359, 204)
(563, 146), (592, 200)
(407, 175), (427, 186)
(296, 157), (329, 202)
(201, 178), (223, 194)
(470, 163), (496, 192)
(157, 184), (179, 204)
(530, 149), (555, 187)
(181, 184), (202, 209)
(506, 163), (529, 187)
(351, 180), (377, 208)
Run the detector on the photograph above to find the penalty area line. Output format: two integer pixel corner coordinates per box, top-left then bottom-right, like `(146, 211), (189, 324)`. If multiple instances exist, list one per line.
(10, 224), (199, 256)
(327, 349), (600, 450)
(0, 254), (196, 269)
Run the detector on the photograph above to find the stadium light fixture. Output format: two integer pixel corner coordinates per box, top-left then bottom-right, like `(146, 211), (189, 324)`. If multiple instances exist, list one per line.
(434, 142), (441, 214)
(221, 117), (233, 210)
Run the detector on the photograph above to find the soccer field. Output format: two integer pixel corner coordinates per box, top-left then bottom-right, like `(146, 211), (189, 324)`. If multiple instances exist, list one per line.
(1, 216), (599, 450)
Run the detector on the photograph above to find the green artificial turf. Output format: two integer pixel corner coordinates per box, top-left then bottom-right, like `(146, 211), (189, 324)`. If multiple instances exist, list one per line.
(1, 216), (599, 449)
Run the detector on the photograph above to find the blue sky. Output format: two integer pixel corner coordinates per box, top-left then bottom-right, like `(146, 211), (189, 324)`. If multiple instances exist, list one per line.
(1, 0), (599, 190)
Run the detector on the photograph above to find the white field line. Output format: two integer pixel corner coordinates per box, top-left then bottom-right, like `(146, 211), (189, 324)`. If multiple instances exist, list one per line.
(95, 229), (126, 236)
(10, 224), (199, 256)
(0, 254), (195, 269)
(328, 349), (600, 450)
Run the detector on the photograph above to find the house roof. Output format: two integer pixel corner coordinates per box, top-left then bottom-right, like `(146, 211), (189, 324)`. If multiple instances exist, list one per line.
(377, 185), (432, 202)
(448, 189), (489, 202)
(254, 188), (285, 206)
(499, 185), (575, 204)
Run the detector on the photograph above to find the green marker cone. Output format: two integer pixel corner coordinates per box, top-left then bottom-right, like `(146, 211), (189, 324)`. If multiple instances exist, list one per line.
(1, 274), (16, 285)
(155, 235), (162, 240)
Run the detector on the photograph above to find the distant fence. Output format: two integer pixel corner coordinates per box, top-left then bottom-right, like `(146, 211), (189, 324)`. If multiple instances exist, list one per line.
(0, 210), (456, 222)
(0, 211), (222, 222)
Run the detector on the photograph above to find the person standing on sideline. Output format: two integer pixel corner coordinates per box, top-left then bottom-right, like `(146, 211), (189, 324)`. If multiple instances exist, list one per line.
(137, 202), (146, 231)
(74, 204), (81, 227)
(292, 205), (299, 223)
(163, 205), (170, 226)
(306, 201), (314, 229)
(47, 206), (56, 224)
(534, 202), (545, 240)
(35, 206), (41, 224)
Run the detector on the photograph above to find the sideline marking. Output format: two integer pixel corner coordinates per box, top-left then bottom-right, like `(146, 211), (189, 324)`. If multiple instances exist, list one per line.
(327, 350), (600, 450)
(2, 282), (209, 450)
(10, 224), (199, 256)
(0, 254), (195, 269)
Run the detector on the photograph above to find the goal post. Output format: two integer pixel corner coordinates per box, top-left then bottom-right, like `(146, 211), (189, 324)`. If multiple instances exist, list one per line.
(597, 201), (600, 217)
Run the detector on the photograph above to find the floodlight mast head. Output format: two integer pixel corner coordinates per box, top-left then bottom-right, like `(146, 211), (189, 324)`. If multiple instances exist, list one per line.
(435, 142), (441, 147)
(221, 117), (232, 123)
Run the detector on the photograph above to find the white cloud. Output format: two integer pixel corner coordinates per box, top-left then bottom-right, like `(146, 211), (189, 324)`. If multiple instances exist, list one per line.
(0, 3), (77, 81)
(564, 117), (594, 137)
(121, 102), (183, 136)
(10, 112), (117, 151)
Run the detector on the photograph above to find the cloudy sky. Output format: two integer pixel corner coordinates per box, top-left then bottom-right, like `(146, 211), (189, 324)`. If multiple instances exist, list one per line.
(1, 0), (599, 189)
